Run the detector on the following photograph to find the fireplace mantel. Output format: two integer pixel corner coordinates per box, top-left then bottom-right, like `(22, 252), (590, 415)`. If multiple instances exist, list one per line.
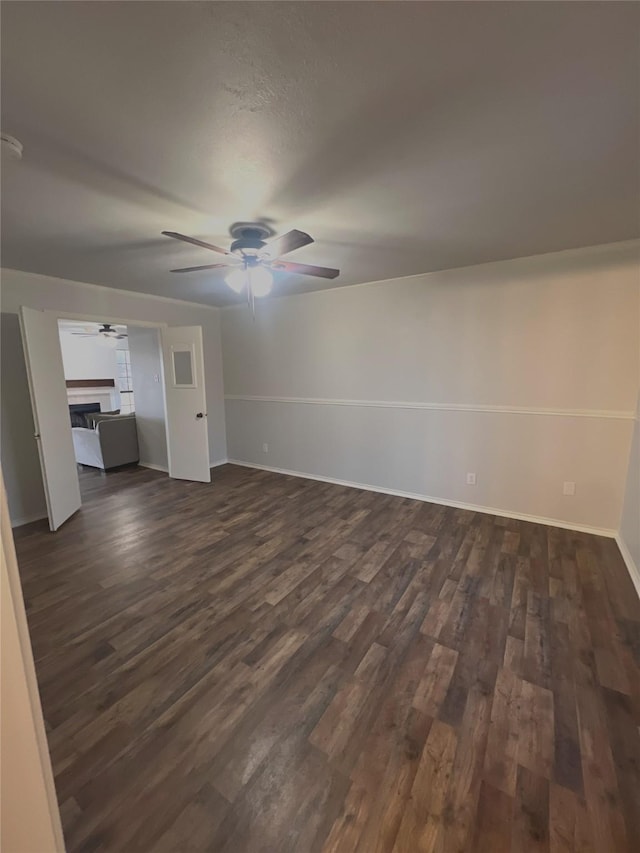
(66, 380), (118, 411)
(65, 379), (115, 389)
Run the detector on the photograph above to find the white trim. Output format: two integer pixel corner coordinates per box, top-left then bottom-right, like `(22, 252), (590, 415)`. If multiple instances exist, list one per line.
(211, 458), (229, 468)
(10, 512), (48, 529)
(224, 395), (634, 421)
(138, 461), (168, 473)
(221, 238), (640, 309)
(53, 309), (169, 329)
(615, 534), (640, 600)
(3, 267), (221, 312)
(6, 240), (638, 313)
(227, 459), (617, 538)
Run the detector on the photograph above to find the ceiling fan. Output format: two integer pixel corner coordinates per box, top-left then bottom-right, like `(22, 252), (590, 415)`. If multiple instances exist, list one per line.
(71, 323), (128, 340)
(162, 223), (340, 298)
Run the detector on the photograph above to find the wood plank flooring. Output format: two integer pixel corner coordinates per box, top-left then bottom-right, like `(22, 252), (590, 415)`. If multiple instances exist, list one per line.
(14, 463), (640, 852)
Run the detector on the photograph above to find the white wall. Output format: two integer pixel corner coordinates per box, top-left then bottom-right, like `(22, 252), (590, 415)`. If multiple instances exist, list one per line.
(59, 328), (122, 409)
(128, 326), (168, 471)
(0, 268), (226, 525)
(222, 241), (639, 533)
(619, 390), (640, 585)
(59, 329), (119, 381)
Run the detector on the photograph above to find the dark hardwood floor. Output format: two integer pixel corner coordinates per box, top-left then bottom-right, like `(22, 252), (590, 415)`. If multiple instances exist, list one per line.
(14, 464), (640, 852)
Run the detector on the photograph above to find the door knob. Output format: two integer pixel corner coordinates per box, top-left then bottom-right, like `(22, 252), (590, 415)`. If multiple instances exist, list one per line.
(196, 412), (204, 419)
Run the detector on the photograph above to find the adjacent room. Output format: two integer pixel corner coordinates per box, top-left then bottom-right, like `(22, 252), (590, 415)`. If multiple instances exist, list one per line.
(1, 2), (638, 853)
(60, 320), (139, 470)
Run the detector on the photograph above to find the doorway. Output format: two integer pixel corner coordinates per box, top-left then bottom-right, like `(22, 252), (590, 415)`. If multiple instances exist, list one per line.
(20, 308), (211, 531)
(57, 318), (167, 505)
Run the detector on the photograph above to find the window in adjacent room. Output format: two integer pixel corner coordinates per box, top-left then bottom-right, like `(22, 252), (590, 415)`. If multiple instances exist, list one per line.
(116, 348), (135, 414)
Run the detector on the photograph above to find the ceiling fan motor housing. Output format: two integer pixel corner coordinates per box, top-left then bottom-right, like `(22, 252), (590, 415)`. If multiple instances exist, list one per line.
(229, 223), (271, 257)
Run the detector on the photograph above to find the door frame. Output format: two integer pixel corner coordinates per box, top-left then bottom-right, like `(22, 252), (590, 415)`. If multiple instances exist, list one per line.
(28, 311), (173, 482)
(32, 309), (212, 488)
(49, 309), (167, 330)
(1, 467), (65, 851)
(44, 308), (169, 466)
(43, 309), (173, 473)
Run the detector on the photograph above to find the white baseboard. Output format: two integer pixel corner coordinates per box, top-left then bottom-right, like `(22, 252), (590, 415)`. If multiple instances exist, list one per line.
(615, 534), (640, 599)
(11, 512), (48, 529)
(227, 458), (617, 538)
(138, 461), (168, 473)
(211, 458), (229, 468)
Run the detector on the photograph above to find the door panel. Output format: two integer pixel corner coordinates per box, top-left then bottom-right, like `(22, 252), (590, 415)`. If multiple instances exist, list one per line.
(162, 326), (210, 483)
(19, 308), (81, 531)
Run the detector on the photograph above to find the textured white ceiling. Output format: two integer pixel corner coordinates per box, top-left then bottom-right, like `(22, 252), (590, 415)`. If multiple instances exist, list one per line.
(1, 1), (638, 307)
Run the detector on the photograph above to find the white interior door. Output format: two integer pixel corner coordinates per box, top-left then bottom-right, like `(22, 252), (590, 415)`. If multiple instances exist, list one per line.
(19, 307), (81, 531)
(162, 326), (210, 483)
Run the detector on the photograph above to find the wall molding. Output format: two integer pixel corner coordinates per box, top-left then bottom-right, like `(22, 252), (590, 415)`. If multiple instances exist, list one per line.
(225, 395), (635, 421)
(221, 239), (640, 311)
(616, 534), (640, 600)
(227, 459), (617, 538)
(2, 267), (222, 312)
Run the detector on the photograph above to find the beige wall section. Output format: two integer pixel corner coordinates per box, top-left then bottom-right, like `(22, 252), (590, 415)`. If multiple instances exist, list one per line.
(0, 268), (227, 525)
(222, 241), (640, 532)
(1, 472), (64, 852)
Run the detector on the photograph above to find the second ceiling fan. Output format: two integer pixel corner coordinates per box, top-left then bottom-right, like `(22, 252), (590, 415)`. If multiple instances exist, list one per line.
(162, 223), (339, 298)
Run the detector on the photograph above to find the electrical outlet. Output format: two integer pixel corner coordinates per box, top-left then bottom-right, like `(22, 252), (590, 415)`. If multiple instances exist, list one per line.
(466, 472), (476, 485)
(262, 443), (269, 453)
(153, 374), (160, 383)
(563, 481), (576, 496)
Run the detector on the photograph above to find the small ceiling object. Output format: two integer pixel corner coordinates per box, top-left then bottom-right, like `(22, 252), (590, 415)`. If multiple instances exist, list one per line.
(1, 133), (23, 160)
(162, 223), (340, 301)
(71, 323), (128, 340)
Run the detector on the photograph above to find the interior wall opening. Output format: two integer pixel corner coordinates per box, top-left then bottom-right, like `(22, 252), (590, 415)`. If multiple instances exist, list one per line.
(57, 318), (169, 496)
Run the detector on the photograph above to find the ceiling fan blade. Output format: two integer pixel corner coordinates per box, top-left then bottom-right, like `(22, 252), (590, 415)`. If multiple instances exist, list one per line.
(271, 260), (340, 279)
(170, 263), (235, 273)
(264, 229), (313, 259)
(162, 231), (232, 256)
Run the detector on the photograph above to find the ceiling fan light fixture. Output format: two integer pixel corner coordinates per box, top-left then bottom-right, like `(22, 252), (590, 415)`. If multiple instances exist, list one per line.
(249, 266), (273, 297)
(225, 264), (273, 297)
(225, 267), (247, 293)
